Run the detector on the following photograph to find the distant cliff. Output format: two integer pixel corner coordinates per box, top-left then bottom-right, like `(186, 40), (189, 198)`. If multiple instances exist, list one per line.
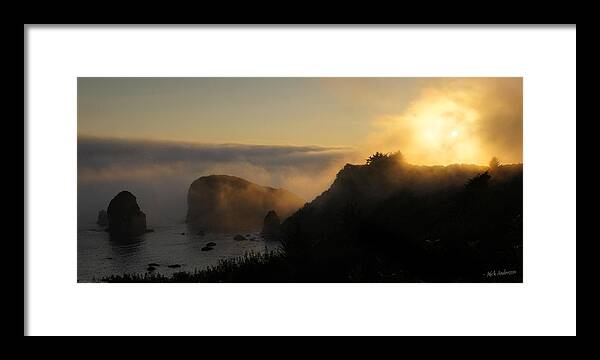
(186, 175), (305, 232)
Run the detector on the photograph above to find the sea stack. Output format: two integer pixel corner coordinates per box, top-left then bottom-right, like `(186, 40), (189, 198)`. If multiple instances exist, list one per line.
(106, 191), (147, 237)
(261, 210), (281, 239)
(186, 175), (304, 232)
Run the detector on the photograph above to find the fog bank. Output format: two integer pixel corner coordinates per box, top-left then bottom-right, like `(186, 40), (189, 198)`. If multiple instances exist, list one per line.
(78, 136), (358, 226)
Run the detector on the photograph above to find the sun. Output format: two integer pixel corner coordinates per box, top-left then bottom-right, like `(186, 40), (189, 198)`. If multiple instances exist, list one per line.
(372, 94), (485, 165)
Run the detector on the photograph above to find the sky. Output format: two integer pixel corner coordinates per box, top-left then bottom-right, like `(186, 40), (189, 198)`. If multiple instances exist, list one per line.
(79, 77), (420, 146)
(78, 77), (522, 224)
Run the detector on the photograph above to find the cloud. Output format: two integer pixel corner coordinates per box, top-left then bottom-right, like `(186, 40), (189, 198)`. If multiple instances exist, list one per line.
(78, 136), (358, 225)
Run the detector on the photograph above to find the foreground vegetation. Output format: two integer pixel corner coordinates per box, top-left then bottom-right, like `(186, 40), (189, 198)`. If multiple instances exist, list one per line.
(99, 251), (290, 283)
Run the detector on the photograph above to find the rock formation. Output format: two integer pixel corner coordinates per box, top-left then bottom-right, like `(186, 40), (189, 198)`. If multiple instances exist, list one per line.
(106, 191), (147, 237)
(186, 175), (304, 232)
(280, 157), (524, 282)
(261, 210), (281, 239)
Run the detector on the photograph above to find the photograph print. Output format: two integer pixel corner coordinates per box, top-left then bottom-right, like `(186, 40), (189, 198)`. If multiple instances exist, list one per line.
(77, 77), (523, 283)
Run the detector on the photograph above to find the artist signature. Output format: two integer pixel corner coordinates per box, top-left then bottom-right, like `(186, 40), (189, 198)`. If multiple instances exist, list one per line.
(484, 269), (518, 277)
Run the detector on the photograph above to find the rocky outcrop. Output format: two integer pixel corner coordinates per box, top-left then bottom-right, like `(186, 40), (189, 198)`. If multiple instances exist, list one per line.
(186, 175), (304, 232)
(261, 210), (281, 239)
(106, 191), (147, 237)
(281, 158), (524, 260)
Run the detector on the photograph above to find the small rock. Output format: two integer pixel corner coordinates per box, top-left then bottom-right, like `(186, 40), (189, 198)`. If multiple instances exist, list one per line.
(201, 246), (214, 251)
(261, 210), (281, 239)
(167, 264), (181, 268)
(145, 229), (155, 233)
(147, 266), (156, 271)
(148, 263), (160, 267)
(233, 234), (247, 241)
(181, 232), (186, 235)
(206, 242), (216, 247)
(104, 257), (113, 260)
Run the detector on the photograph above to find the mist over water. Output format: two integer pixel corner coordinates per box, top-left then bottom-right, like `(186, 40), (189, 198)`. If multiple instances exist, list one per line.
(77, 136), (358, 226)
(77, 136), (359, 281)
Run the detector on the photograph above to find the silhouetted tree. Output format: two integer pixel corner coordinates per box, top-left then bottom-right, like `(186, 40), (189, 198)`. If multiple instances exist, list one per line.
(366, 152), (388, 165)
(489, 157), (500, 170)
(365, 151), (405, 166)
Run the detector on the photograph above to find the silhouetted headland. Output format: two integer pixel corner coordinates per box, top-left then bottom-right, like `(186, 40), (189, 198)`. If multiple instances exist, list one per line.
(279, 152), (522, 282)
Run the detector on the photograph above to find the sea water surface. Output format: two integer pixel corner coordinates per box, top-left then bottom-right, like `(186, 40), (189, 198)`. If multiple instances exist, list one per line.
(77, 223), (280, 282)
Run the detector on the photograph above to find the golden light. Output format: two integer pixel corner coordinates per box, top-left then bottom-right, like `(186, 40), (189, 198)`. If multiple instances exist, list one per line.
(368, 92), (484, 165)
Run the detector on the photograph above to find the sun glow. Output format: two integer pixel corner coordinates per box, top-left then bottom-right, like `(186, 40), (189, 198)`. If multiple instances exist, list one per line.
(368, 92), (484, 165)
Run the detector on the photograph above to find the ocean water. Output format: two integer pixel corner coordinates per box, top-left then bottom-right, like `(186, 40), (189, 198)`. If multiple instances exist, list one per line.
(77, 223), (280, 282)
